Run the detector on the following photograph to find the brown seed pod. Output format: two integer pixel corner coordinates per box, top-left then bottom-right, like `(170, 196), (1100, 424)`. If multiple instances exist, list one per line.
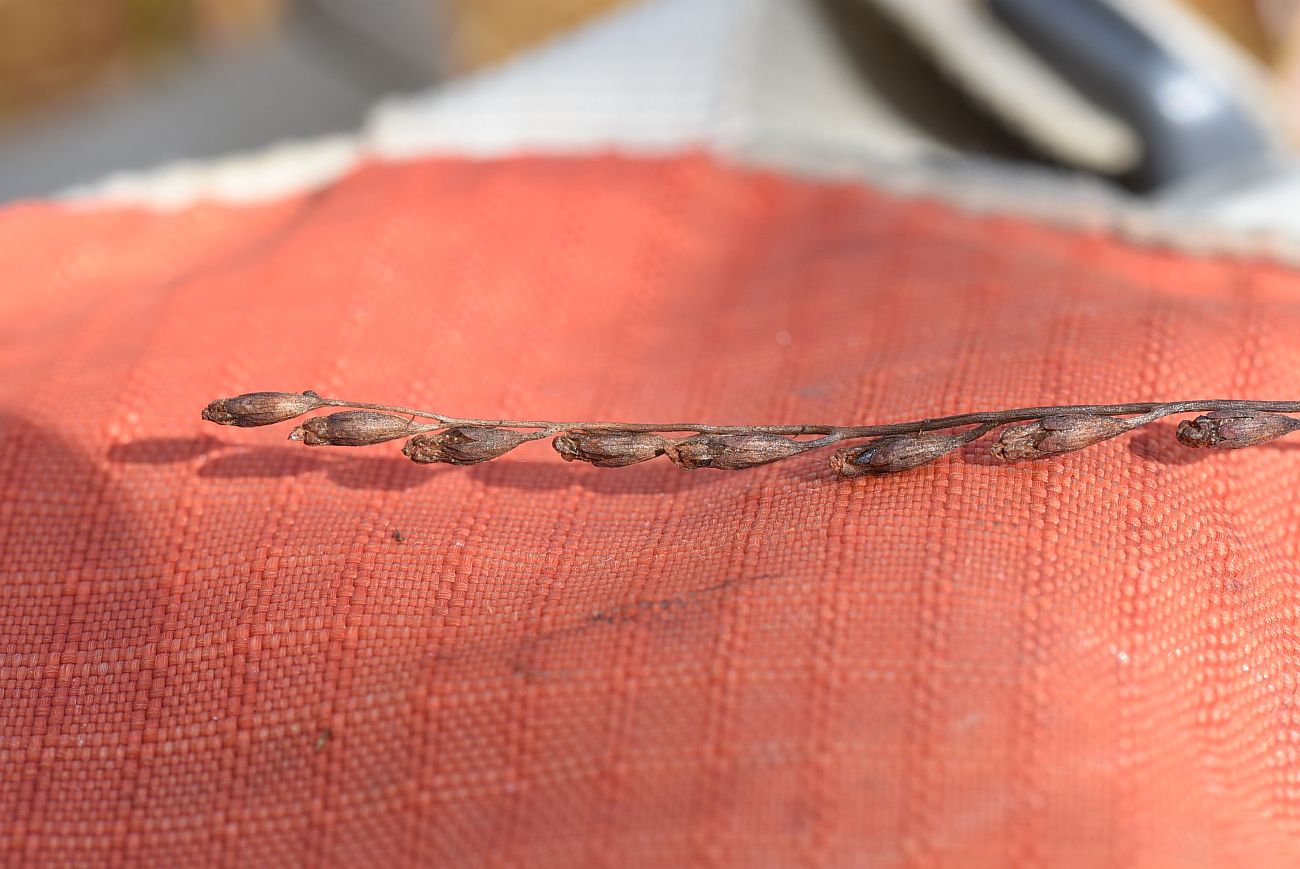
(1176, 411), (1300, 449)
(665, 432), (804, 470)
(990, 413), (1132, 462)
(403, 427), (533, 465)
(553, 431), (669, 468)
(202, 391), (326, 427)
(831, 433), (970, 477)
(288, 411), (415, 446)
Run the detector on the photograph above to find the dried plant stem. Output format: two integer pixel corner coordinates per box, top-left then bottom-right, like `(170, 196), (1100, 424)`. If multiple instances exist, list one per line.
(201, 391), (1300, 477)
(317, 397), (1300, 440)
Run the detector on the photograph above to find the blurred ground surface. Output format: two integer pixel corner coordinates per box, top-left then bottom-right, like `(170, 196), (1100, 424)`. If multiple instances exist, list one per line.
(0, 0), (628, 202)
(0, 0), (1297, 202)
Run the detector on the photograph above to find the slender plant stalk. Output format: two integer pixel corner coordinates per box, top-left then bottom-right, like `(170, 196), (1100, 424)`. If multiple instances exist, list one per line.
(316, 398), (1300, 439)
(200, 392), (1300, 477)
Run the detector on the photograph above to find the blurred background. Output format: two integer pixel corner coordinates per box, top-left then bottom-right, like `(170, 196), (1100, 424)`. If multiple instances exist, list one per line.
(0, 0), (632, 201)
(4, 0), (1300, 204)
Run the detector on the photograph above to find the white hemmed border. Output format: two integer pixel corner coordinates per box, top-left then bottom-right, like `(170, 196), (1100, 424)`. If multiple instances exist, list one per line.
(59, 0), (1300, 265)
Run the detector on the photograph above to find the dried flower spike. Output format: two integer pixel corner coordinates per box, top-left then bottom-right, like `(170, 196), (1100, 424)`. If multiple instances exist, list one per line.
(289, 411), (416, 446)
(1176, 411), (1300, 449)
(666, 433), (804, 470)
(204, 391), (1300, 479)
(202, 391), (326, 427)
(553, 431), (669, 467)
(831, 432), (972, 477)
(404, 427), (533, 465)
(990, 413), (1133, 462)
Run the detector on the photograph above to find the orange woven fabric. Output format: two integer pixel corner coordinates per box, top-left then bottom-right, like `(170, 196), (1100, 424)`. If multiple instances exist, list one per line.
(4, 153), (1300, 866)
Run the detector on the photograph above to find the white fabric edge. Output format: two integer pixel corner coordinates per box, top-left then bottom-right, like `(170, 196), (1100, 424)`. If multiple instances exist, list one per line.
(49, 0), (1300, 267)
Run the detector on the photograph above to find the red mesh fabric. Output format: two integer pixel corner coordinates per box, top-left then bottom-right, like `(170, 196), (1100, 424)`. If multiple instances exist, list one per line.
(4, 153), (1300, 866)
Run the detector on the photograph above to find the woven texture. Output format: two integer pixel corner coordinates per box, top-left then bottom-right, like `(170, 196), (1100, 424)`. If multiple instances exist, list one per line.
(4, 153), (1300, 866)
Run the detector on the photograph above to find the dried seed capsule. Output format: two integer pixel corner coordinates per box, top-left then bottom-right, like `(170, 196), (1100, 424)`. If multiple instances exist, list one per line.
(990, 413), (1132, 462)
(665, 433), (804, 470)
(202, 391), (326, 427)
(830, 433), (969, 477)
(553, 431), (669, 468)
(403, 427), (533, 465)
(1176, 411), (1300, 449)
(288, 411), (415, 446)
